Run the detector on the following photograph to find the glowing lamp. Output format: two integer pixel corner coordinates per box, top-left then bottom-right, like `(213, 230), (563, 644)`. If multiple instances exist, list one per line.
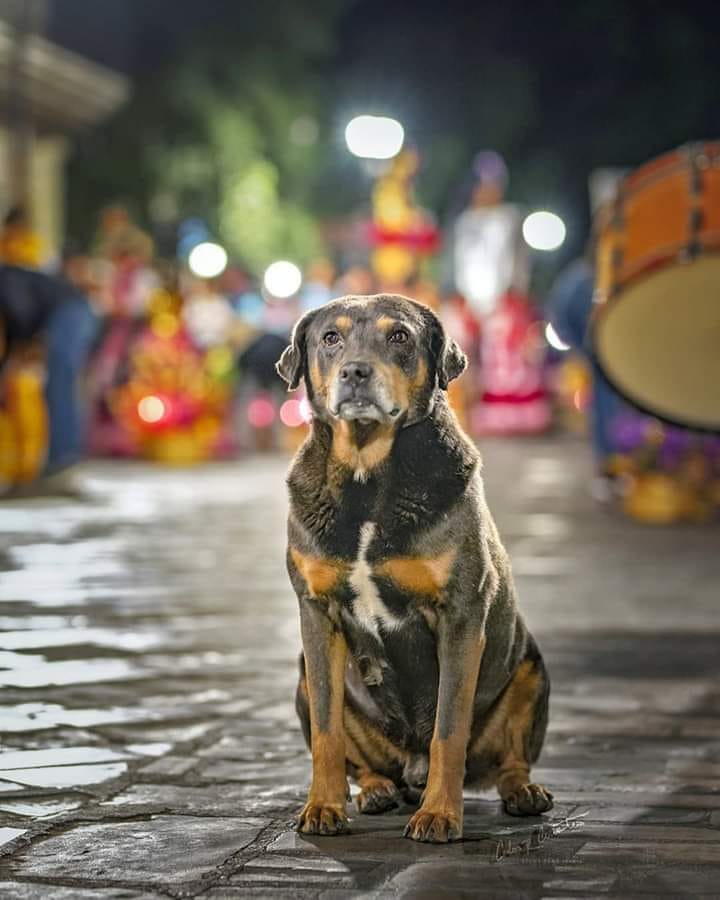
(345, 115), (404, 160)
(188, 242), (228, 278)
(522, 211), (566, 251)
(263, 260), (302, 299)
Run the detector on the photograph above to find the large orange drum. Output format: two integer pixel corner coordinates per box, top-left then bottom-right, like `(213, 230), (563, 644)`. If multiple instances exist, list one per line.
(593, 141), (720, 431)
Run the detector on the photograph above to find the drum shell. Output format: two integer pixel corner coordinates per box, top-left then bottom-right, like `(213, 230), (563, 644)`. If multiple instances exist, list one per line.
(593, 142), (720, 432)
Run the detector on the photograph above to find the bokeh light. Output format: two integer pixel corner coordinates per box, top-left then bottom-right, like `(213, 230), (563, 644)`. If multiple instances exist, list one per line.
(247, 396), (276, 428)
(138, 395), (167, 424)
(188, 242), (228, 278)
(522, 211), (567, 251)
(345, 115), (404, 160)
(280, 399), (305, 427)
(545, 322), (571, 352)
(263, 260), (302, 298)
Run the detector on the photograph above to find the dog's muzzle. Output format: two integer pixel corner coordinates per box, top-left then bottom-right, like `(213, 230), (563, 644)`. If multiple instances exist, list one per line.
(331, 360), (398, 422)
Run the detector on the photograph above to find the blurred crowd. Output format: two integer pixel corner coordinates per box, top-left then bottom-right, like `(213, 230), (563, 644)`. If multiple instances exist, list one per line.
(1, 157), (719, 523)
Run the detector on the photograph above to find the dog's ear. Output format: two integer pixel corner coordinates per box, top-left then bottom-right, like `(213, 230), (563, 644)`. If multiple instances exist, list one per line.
(425, 308), (467, 390)
(276, 310), (316, 391)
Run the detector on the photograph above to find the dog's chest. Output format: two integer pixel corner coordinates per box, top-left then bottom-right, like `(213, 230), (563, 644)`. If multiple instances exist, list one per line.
(347, 521), (402, 637)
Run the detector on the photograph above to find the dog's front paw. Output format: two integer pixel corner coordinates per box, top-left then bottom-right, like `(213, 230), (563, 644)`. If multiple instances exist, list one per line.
(297, 800), (349, 835)
(356, 775), (401, 815)
(403, 807), (462, 843)
(503, 783), (554, 816)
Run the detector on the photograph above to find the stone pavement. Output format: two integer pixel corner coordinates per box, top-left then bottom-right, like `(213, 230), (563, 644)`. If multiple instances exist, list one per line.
(0, 437), (719, 898)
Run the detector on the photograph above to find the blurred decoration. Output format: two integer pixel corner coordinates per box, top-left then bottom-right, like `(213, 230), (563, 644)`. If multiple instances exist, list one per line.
(522, 210), (566, 251)
(263, 260), (303, 299)
(551, 354), (592, 434)
(187, 241), (228, 279)
(111, 288), (235, 465)
(345, 115), (405, 160)
(369, 149), (440, 287)
(606, 409), (720, 524)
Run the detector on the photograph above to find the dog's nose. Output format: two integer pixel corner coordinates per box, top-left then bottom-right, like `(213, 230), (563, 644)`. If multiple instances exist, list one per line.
(339, 361), (372, 385)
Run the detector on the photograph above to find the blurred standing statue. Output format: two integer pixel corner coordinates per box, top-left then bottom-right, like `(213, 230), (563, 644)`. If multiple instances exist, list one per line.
(453, 152), (548, 435)
(369, 149), (440, 291)
(453, 151), (528, 317)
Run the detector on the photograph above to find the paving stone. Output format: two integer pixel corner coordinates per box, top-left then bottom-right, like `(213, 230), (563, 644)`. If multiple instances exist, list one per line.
(103, 782), (278, 817)
(0, 886), (156, 900)
(6, 815), (264, 885)
(139, 755), (197, 777)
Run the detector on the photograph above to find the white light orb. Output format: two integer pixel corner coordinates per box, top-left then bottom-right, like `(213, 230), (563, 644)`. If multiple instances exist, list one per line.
(138, 395), (166, 423)
(522, 211), (567, 251)
(545, 322), (571, 352)
(188, 242), (228, 278)
(263, 260), (302, 299)
(344, 115), (404, 160)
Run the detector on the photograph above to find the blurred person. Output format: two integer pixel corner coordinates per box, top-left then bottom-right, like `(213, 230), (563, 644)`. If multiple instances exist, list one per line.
(0, 257), (97, 492)
(300, 258), (335, 312)
(547, 254), (623, 498)
(0, 206), (47, 270)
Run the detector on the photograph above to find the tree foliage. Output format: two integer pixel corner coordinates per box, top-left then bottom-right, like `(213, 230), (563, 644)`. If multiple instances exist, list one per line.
(66, 0), (348, 273)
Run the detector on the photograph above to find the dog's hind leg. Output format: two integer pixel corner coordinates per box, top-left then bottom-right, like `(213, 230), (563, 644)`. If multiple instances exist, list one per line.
(467, 650), (553, 817)
(343, 706), (405, 815)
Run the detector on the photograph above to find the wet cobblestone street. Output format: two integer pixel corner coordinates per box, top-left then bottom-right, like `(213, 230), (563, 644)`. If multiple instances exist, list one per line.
(0, 437), (719, 898)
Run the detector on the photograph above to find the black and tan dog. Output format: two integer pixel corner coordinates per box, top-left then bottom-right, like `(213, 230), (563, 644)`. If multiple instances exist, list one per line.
(277, 293), (552, 843)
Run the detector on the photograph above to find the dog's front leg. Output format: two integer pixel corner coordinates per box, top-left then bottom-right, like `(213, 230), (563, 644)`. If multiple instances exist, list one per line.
(296, 597), (349, 835)
(404, 619), (485, 843)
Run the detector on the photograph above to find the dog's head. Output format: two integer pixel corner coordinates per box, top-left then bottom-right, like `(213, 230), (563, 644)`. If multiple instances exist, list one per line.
(276, 294), (466, 426)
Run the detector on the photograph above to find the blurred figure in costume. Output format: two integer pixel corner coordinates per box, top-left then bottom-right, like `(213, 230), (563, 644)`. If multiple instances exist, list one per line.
(0, 206), (47, 270)
(87, 206), (159, 455)
(0, 262), (96, 494)
(369, 149), (440, 292)
(453, 151), (548, 434)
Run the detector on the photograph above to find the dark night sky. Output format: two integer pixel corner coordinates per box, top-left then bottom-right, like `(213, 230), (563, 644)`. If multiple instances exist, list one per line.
(47, 0), (720, 253)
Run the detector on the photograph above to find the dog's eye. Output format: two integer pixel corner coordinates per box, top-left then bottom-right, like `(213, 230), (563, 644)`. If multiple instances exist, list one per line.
(323, 330), (342, 347)
(388, 329), (408, 344)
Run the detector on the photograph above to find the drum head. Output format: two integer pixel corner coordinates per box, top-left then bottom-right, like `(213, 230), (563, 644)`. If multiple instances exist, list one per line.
(594, 256), (720, 431)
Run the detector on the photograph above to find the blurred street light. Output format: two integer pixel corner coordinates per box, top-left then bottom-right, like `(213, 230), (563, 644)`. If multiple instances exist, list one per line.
(188, 242), (228, 278)
(263, 260), (302, 298)
(522, 211), (566, 251)
(345, 115), (404, 160)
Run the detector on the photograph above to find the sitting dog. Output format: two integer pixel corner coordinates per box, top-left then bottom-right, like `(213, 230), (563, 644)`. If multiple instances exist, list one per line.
(277, 294), (552, 843)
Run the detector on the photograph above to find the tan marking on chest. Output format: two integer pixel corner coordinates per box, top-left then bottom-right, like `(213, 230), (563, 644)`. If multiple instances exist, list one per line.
(331, 421), (395, 482)
(376, 548), (457, 598)
(290, 548), (347, 598)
